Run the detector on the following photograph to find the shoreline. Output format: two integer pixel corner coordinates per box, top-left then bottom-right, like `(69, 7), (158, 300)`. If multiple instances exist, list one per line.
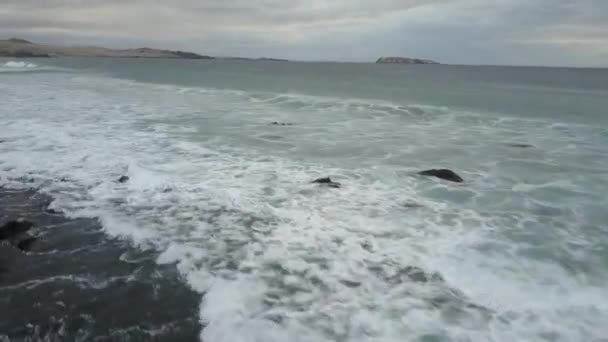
(0, 186), (201, 341)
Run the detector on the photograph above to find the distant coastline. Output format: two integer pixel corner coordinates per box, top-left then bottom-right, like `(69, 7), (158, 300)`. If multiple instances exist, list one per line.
(0, 38), (295, 62)
(1, 38), (442, 65)
(0, 38), (213, 59)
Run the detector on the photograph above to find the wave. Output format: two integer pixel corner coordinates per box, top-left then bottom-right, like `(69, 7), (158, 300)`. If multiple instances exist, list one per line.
(73, 74), (454, 125)
(2, 61), (39, 68)
(0, 60), (65, 74)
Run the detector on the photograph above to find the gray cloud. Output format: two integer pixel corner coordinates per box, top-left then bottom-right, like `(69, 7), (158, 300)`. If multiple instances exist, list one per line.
(1, 0), (607, 66)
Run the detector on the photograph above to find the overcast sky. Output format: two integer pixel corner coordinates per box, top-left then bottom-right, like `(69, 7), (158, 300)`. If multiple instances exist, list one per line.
(1, 0), (607, 66)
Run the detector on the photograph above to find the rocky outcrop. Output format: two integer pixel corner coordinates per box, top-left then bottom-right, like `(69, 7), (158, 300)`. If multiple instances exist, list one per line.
(0, 220), (37, 252)
(118, 176), (130, 183)
(0, 220), (33, 240)
(0, 38), (213, 59)
(418, 169), (464, 183)
(376, 57), (438, 64)
(311, 177), (341, 188)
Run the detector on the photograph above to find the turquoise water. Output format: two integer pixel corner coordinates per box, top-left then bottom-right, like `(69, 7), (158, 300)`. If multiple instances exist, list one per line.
(1, 58), (608, 341)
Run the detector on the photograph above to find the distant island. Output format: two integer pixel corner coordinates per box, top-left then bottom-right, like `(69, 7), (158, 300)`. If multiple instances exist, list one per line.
(376, 57), (439, 64)
(0, 38), (213, 59)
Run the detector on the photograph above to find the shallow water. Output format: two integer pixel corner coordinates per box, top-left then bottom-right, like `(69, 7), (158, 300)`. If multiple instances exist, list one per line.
(1, 58), (608, 341)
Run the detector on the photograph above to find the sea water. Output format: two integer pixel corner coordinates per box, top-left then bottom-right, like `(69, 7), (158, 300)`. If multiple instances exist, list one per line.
(1, 58), (608, 341)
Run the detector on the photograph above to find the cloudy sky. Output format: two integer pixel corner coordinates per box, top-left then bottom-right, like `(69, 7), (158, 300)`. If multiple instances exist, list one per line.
(1, 0), (607, 66)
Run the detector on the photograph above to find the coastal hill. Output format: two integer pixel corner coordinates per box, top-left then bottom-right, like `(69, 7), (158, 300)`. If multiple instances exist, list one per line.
(0, 38), (213, 59)
(376, 56), (438, 64)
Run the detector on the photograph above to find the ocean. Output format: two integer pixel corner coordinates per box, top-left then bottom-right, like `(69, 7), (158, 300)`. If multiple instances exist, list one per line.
(1, 58), (607, 341)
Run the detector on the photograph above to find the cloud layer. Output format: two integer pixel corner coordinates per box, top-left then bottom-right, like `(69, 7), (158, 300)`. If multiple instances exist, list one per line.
(1, 0), (607, 66)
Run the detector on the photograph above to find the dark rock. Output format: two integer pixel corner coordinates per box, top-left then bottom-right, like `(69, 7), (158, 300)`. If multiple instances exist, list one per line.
(311, 177), (341, 188)
(418, 169), (464, 183)
(403, 202), (424, 209)
(0, 220), (34, 240)
(118, 176), (130, 183)
(270, 122), (294, 126)
(340, 279), (362, 288)
(45, 208), (61, 215)
(16, 236), (37, 251)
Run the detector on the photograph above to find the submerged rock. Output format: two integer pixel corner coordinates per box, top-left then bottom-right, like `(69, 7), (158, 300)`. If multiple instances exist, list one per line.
(311, 177), (341, 188)
(270, 121), (294, 126)
(403, 202), (424, 209)
(418, 169), (463, 183)
(118, 175), (130, 183)
(0, 220), (34, 240)
(507, 143), (534, 148)
(16, 236), (37, 251)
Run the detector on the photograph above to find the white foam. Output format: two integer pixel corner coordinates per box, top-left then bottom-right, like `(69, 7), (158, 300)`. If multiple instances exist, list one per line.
(2, 61), (38, 69)
(0, 61), (68, 75)
(1, 71), (607, 341)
